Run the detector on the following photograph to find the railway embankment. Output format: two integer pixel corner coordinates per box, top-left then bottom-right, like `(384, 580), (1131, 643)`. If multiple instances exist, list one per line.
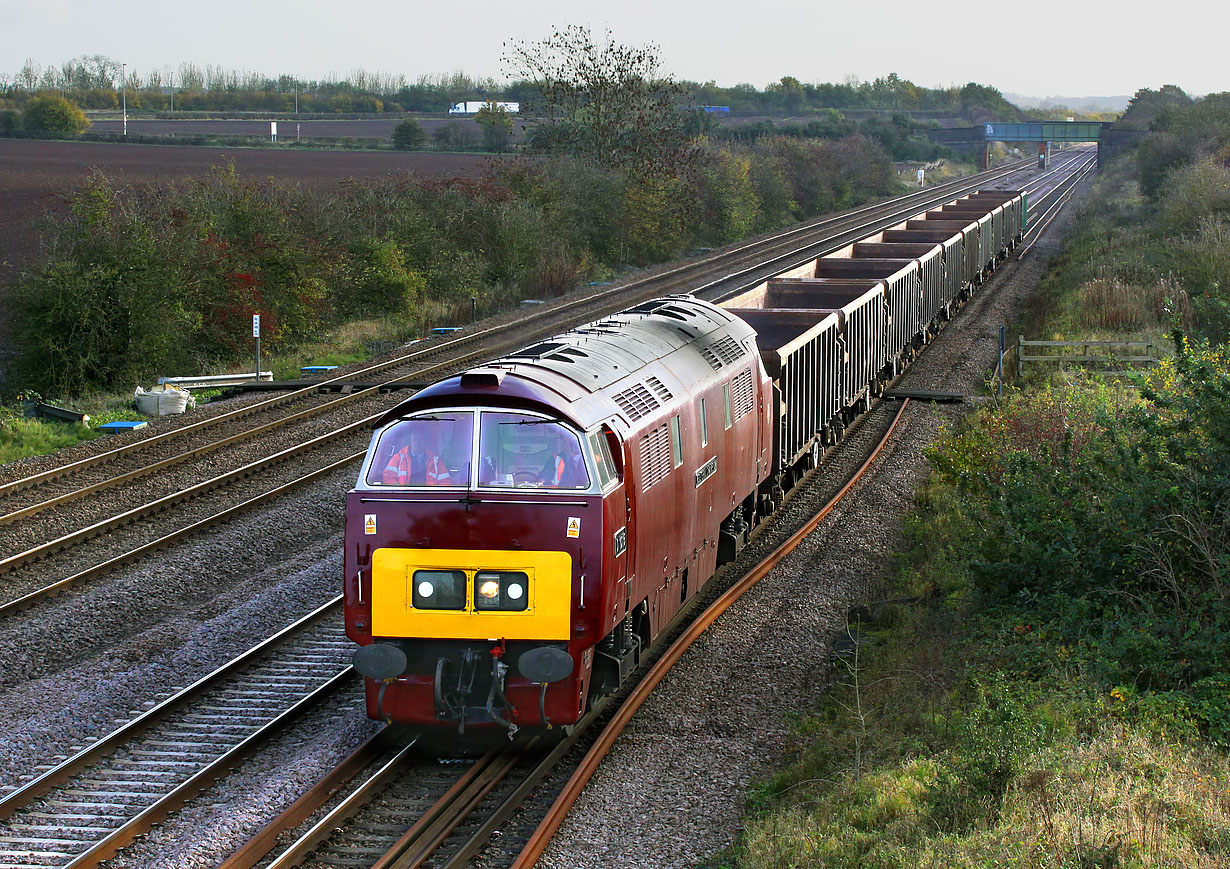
(731, 106), (1230, 866)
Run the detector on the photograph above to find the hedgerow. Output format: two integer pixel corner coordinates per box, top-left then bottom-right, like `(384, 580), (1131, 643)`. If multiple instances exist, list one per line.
(9, 136), (897, 396)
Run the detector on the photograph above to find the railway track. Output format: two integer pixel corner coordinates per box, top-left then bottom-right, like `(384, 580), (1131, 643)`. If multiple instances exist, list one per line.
(220, 400), (912, 869)
(0, 154), (1089, 620)
(0, 599), (355, 869)
(0, 150), (1095, 868)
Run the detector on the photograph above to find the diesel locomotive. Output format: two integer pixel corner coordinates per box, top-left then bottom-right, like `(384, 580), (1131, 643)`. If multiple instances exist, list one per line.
(344, 189), (1026, 737)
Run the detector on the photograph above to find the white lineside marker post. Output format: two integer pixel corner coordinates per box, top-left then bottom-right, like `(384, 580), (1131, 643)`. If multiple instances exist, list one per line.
(253, 314), (261, 381)
(271, 121), (278, 143)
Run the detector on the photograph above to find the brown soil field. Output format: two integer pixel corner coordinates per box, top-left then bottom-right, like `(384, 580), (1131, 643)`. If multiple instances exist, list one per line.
(0, 137), (511, 282)
(0, 138), (517, 382)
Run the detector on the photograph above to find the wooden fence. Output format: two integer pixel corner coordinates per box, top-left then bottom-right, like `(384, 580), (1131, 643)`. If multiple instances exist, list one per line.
(1016, 337), (1158, 378)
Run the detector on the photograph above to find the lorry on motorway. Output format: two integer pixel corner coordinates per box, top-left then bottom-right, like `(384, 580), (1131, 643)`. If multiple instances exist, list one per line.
(449, 101), (520, 114)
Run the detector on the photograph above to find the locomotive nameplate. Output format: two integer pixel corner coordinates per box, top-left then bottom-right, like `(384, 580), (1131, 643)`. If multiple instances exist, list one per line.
(370, 547), (572, 640)
(694, 457), (717, 488)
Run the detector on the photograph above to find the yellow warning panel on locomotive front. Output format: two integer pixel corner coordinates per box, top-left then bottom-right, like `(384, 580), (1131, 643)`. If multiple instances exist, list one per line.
(370, 548), (573, 641)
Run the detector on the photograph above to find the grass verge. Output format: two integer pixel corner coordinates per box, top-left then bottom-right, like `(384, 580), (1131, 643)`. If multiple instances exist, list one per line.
(0, 314), (420, 465)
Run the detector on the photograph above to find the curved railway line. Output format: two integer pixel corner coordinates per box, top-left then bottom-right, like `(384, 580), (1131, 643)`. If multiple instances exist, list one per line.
(0, 151), (1091, 621)
(0, 148), (1095, 868)
(219, 399), (912, 869)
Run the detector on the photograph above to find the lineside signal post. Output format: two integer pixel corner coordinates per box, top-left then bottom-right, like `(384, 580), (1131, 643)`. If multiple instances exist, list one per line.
(253, 314), (261, 382)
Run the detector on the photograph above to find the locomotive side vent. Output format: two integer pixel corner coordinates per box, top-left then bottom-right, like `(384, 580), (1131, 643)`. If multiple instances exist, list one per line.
(613, 382), (660, 421)
(732, 368), (756, 421)
(638, 423), (672, 491)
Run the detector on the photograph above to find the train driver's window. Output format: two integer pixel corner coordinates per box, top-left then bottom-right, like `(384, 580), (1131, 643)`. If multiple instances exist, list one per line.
(587, 431), (616, 489)
(367, 412), (473, 487)
(478, 412), (592, 490)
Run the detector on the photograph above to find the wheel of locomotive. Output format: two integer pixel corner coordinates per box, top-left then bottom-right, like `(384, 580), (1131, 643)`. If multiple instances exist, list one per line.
(810, 439), (822, 469)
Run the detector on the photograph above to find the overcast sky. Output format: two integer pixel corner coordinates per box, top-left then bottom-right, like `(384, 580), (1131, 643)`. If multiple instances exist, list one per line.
(2, 0), (1220, 99)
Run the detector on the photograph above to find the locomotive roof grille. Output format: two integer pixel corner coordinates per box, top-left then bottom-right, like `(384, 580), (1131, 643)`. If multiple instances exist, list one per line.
(613, 382), (660, 421)
(646, 375), (673, 402)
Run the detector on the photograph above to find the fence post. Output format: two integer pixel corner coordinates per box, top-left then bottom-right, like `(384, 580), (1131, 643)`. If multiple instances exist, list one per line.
(998, 325), (1005, 398)
(1018, 335), (1024, 379)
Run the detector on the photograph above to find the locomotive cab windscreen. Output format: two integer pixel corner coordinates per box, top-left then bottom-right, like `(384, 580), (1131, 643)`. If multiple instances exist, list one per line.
(362, 408), (614, 492)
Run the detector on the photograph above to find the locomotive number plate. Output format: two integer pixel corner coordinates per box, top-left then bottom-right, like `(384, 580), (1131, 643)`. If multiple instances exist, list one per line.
(694, 457), (717, 488)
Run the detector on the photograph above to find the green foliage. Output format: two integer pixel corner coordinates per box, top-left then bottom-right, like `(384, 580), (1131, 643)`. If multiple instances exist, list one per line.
(0, 415), (99, 462)
(21, 94), (89, 134)
(391, 117), (425, 150)
(1135, 90), (1230, 198)
(738, 362), (1230, 867)
(10, 132), (898, 396)
(474, 103), (513, 152)
(1120, 84), (1195, 129)
(927, 346), (1230, 742)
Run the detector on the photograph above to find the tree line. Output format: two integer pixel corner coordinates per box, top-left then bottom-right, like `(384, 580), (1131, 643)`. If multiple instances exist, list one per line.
(2, 52), (1026, 120)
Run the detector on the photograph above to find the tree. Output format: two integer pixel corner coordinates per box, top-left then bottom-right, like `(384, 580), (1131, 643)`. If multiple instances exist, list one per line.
(475, 103), (513, 152)
(392, 117), (425, 150)
(774, 76), (805, 114)
(503, 25), (697, 177)
(22, 95), (89, 134)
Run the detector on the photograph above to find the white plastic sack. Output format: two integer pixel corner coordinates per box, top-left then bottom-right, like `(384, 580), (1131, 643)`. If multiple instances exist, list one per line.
(135, 385), (196, 417)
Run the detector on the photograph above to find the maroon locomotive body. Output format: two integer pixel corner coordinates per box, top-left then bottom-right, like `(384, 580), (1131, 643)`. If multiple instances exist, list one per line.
(344, 297), (772, 735)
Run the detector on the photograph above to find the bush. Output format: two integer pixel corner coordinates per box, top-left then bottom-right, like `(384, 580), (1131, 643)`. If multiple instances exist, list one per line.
(391, 117), (424, 150)
(21, 95), (89, 134)
(1159, 158), (1230, 232)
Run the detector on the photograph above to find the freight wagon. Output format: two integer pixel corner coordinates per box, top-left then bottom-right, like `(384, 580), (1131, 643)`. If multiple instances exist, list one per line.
(343, 188), (1026, 742)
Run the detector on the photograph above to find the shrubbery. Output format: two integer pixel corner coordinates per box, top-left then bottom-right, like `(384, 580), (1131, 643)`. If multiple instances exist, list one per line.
(737, 357), (1230, 867)
(20, 95), (89, 134)
(10, 136), (899, 396)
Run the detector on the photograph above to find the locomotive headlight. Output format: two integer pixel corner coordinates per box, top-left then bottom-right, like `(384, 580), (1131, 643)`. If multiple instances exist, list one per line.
(475, 571), (529, 611)
(478, 579), (501, 602)
(417, 581), (435, 598)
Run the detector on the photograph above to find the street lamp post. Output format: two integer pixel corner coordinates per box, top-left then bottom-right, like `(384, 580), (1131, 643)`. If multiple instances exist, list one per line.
(121, 62), (127, 136)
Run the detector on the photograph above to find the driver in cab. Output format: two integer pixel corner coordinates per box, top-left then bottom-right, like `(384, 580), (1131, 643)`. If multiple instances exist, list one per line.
(542, 437), (588, 488)
(382, 429), (451, 486)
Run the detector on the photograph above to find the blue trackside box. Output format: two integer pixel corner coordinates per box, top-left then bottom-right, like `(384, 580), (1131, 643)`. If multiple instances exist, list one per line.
(98, 421), (149, 433)
(300, 365), (339, 375)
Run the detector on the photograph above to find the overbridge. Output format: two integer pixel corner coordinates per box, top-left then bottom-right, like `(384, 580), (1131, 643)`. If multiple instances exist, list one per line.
(928, 121), (1146, 167)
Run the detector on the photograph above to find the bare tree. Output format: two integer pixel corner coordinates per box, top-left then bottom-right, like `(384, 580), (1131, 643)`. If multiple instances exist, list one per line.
(503, 25), (697, 177)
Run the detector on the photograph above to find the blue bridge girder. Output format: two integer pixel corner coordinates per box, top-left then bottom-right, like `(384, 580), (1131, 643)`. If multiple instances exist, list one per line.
(926, 121), (1108, 145)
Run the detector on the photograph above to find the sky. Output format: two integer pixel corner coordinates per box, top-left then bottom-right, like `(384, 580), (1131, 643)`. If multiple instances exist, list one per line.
(1, 0), (1221, 99)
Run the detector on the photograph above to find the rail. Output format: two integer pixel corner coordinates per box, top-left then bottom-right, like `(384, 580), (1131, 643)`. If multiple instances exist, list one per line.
(511, 399), (912, 868)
